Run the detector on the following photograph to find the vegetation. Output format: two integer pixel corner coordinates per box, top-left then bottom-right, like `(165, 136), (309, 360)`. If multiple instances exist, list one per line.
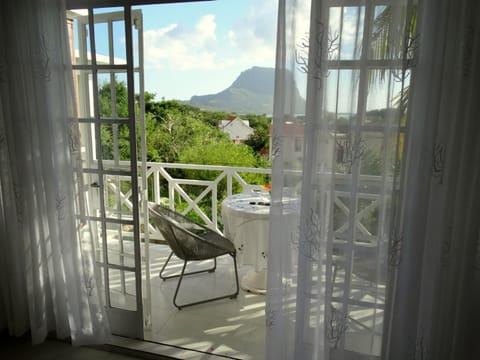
(98, 79), (271, 222)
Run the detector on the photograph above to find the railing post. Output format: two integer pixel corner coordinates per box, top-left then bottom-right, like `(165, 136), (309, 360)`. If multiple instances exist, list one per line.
(169, 181), (175, 210)
(154, 170), (160, 204)
(212, 186), (218, 231)
(227, 169), (232, 197)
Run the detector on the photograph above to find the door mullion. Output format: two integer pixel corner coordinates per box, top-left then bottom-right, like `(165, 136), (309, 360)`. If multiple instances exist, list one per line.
(86, 7), (113, 310)
(124, 5), (144, 331)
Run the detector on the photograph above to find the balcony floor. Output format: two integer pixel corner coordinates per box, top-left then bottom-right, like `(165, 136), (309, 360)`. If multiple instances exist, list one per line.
(105, 241), (384, 359)
(144, 243), (266, 359)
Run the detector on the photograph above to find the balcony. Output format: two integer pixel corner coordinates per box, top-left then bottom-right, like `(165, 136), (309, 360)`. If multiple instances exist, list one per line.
(92, 161), (389, 359)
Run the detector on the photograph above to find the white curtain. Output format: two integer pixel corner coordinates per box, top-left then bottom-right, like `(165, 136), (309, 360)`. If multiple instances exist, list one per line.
(0, 0), (110, 345)
(386, 0), (480, 358)
(267, 0), (480, 359)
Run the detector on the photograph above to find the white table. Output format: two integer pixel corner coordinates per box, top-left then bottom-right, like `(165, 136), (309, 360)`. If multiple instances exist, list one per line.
(222, 192), (272, 294)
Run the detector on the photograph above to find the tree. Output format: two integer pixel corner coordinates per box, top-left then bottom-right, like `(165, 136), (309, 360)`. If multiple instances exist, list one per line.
(244, 114), (271, 154)
(98, 78), (129, 118)
(144, 100), (232, 163)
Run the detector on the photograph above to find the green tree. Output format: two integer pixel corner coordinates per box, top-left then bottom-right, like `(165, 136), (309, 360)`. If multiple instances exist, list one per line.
(98, 78), (129, 118)
(145, 100), (231, 163)
(244, 114), (271, 154)
(178, 140), (269, 224)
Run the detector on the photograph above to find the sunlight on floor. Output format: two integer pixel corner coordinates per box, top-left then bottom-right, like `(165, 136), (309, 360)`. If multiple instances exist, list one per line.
(144, 243), (266, 359)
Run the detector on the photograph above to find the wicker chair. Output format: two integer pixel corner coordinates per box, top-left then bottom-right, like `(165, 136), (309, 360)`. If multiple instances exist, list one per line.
(149, 204), (239, 309)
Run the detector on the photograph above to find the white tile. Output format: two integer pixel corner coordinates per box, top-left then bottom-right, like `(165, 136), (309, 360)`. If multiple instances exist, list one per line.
(143, 243), (266, 359)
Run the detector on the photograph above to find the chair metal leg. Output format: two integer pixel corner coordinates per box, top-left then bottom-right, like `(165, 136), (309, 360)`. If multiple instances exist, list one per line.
(170, 253), (240, 310)
(159, 252), (216, 280)
(159, 251), (174, 280)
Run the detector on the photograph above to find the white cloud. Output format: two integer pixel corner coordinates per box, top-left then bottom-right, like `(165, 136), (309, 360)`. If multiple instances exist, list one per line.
(144, 0), (278, 73)
(144, 15), (218, 71)
(142, 0), (279, 99)
(219, 0), (278, 68)
(195, 14), (216, 44)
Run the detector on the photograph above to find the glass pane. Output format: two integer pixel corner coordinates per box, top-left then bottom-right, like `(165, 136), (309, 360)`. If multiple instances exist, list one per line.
(334, 133), (363, 174)
(94, 21), (109, 65)
(352, 244), (385, 286)
(328, 7), (341, 61)
(369, 5), (409, 61)
(104, 175), (134, 221)
(132, 10), (141, 69)
(97, 266), (106, 305)
(72, 70), (94, 118)
(100, 123), (131, 162)
(134, 71), (142, 121)
(331, 251), (346, 300)
(109, 268), (137, 311)
(79, 122), (97, 168)
(333, 194), (350, 237)
(97, 72), (129, 119)
(68, 10), (90, 66)
(93, 8), (125, 65)
(326, 69), (360, 121)
(345, 304), (383, 356)
(359, 135), (384, 176)
(327, 303), (349, 349)
(339, 7), (365, 60)
(80, 219), (104, 263)
(113, 20), (127, 65)
(355, 197), (380, 237)
(105, 221), (135, 268)
(84, 173), (101, 216)
(366, 69), (404, 126)
(94, 221), (105, 262)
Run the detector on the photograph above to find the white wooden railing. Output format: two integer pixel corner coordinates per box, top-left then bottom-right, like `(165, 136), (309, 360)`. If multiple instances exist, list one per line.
(104, 161), (271, 240)
(105, 162), (393, 332)
(103, 161), (391, 245)
(146, 162), (271, 231)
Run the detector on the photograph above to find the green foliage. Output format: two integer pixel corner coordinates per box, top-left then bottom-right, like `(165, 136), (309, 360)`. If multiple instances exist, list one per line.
(180, 141), (257, 169)
(179, 138), (269, 190)
(243, 114), (271, 154)
(178, 141), (269, 225)
(98, 78), (129, 118)
(361, 149), (382, 176)
(144, 100), (231, 163)
(365, 108), (401, 125)
(98, 81), (272, 222)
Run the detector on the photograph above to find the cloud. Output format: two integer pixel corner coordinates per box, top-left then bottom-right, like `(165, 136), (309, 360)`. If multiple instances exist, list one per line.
(143, 0), (278, 73)
(329, 6), (364, 58)
(142, 0), (280, 99)
(225, 0), (277, 59)
(144, 14), (217, 71)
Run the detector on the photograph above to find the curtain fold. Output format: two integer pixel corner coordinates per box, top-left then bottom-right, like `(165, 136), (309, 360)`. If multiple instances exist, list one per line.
(0, 0), (110, 345)
(385, 0), (480, 358)
(267, 0), (480, 358)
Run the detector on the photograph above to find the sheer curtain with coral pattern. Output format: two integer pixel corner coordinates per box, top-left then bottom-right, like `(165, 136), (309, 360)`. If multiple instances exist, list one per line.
(0, 0), (110, 345)
(267, 0), (480, 358)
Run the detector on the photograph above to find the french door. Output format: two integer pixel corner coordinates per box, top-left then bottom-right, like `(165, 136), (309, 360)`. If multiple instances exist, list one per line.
(68, 5), (150, 338)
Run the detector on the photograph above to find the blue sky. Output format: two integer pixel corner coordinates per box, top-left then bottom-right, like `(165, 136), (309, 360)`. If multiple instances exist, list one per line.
(134, 0), (278, 101)
(81, 2), (396, 112)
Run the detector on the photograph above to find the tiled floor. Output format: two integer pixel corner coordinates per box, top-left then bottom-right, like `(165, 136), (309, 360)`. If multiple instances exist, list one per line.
(144, 244), (266, 359)
(104, 240), (385, 359)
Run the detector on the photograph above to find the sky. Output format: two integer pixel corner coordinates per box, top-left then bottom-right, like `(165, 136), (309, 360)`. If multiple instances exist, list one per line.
(134, 0), (278, 101)
(78, 2), (397, 113)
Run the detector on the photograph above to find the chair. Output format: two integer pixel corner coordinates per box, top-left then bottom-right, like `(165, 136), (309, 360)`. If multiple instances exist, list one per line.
(149, 204), (239, 309)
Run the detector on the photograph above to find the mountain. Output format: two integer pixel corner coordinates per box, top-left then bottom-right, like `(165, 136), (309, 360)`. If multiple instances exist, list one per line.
(188, 66), (305, 115)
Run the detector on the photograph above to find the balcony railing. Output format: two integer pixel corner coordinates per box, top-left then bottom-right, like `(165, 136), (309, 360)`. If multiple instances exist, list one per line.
(103, 161), (271, 241)
(101, 160), (391, 351)
(102, 161), (391, 247)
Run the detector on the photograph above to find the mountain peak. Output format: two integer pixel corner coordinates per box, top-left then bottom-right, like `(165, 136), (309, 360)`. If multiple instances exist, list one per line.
(230, 66), (275, 95)
(188, 66), (305, 114)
